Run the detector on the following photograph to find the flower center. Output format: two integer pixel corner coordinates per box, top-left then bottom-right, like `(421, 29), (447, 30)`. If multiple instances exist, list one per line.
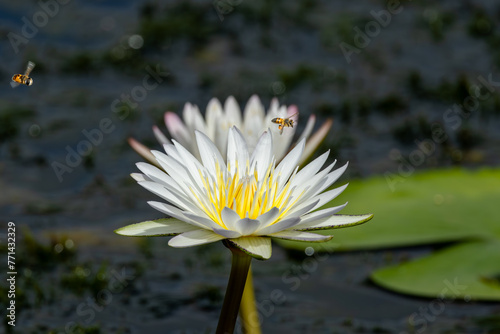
(194, 160), (301, 229)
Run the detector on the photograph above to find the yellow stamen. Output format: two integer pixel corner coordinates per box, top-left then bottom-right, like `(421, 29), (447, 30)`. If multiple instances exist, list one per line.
(191, 158), (299, 229)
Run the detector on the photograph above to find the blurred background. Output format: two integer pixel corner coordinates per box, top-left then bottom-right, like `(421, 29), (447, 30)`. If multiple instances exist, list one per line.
(1, 0), (500, 333)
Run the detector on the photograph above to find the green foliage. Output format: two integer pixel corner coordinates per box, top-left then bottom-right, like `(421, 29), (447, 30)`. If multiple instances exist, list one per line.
(468, 10), (495, 38)
(391, 115), (432, 145)
(100, 48), (159, 76)
(194, 284), (223, 309)
(276, 64), (321, 91)
(419, 9), (456, 41)
(0, 105), (36, 142)
(138, 2), (220, 51)
(19, 227), (77, 270)
(277, 168), (500, 300)
(456, 126), (484, 151)
(48, 324), (102, 334)
(0, 229), (78, 332)
(25, 202), (63, 215)
(320, 14), (370, 49)
(375, 94), (408, 116)
(407, 70), (428, 98)
(137, 237), (154, 259)
(475, 314), (500, 333)
(60, 52), (100, 74)
(60, 263), (110, 297)
(371, 241), (500, 301)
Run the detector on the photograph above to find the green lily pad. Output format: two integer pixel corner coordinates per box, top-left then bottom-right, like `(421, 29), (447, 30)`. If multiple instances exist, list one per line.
(371, 241), (500, 301)
(277, 168), (500, 251)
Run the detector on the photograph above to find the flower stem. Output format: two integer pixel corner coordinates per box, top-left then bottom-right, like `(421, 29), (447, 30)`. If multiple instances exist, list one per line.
(239, 266), (262, 334)
(217, 242), (253, 334)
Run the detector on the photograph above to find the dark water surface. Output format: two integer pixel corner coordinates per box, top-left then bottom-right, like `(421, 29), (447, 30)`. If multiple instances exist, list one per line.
(1, 0), (500, 333)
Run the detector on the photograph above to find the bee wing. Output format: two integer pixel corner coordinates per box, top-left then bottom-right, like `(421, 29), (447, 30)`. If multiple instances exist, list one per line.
(287, 112), (299, 123)
(24, 61), (36, 76)
(10, 80), (20, 88)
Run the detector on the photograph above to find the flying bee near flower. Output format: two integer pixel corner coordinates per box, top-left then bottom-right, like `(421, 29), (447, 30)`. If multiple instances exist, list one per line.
(271, 112), (298, 135)
(11, 61), (35, 88)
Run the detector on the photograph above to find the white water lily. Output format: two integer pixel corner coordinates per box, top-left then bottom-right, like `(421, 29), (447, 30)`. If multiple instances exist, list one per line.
(129, 95), (332, 166)
(117, 127), (372, 260)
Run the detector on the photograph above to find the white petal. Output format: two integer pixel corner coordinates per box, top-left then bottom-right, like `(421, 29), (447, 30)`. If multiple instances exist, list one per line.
(281, 199), (319, 220)
(162, 143), (182, 162)
(149, 153), (191, 193)
(234, 217), (262, 236)
(214, 120), (230, 158)
(224, 96), (242, 128)
(195, 131), (226, 176)
(292, 151), (330, 188)
(205, 98), (223, 139)
(299, 119), (333, 165)
(152, 125), (170, 145)
(309, 183), (349, 211)
(171, 140), (206, 189)
(272, 106), (296, 159)
(183, 103), (206, 134)
(270, 230), (333, 242)
(266, 98), (280, 120)
(243, 95), (265, 127)
(213, 228), (241, 238)
(164, 112), (191, 148)
(152, 150), (201, 195)
(138, 181), (185, 206)
(169, 229), (225, 247)
(250, 130), (273, 178)
(227, 127), (249, 176)
(128, 138), (159, 167)
(139, 181), (205, 217)
(183, 212), (222, 230)
(136, 162), (179, 190)
(148, 201), (208, 229)
(294, 202), (348, 228)
(292, 157), (335, 196)
(289, 161), (340, 211)
(255, 217), (301, 235)
(131, 173), (148, 182)
(242, 95), (265, 142)
(255, 207), (280, 227)
(274, 138), (305, 189)
(295, 214), (373, 231)
(271, 131), (293, 161)
(221, 207), (241, 231)
(115, 218), (199, 236)
(228, 236), (272, 260)
(172, 141), (204, 172)
(152, 149), (184, 175)
(296, 114), (315, 143)
(315, 162), (349, 195)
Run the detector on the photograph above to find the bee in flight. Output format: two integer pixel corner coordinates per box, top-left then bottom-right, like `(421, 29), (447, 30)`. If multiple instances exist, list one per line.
(271, 112), (298, 135)
(11, 61), (36, 88)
